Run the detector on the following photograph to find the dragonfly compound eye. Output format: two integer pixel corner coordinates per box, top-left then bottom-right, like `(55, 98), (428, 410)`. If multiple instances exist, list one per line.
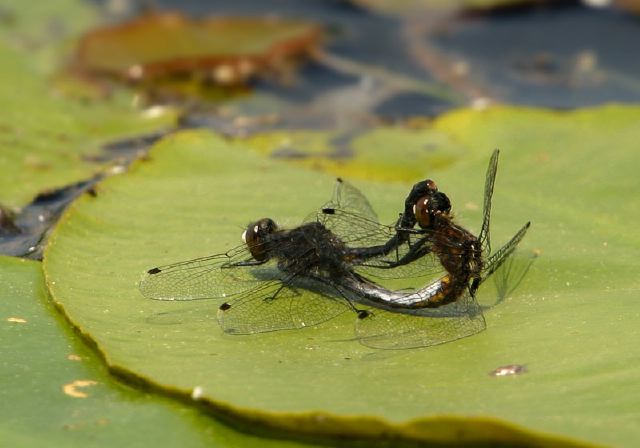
(413, 191), (451, 229)
(413, 196), (433, 228)
(243, 218), (278, 261)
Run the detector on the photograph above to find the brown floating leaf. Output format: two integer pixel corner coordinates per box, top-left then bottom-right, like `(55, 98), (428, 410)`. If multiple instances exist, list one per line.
(74, 12), (322, 85)
(613, 0), (640, 14)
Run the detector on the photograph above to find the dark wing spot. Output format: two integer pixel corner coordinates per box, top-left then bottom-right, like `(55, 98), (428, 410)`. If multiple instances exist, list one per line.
(219, 302), (231, 311)
(322, 208), (336, 215)
(147, 267), (162, 274)
(357, 309), (371, 319)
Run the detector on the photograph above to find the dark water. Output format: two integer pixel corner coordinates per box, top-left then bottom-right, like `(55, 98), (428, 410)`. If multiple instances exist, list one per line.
(434, 5), (640, 107)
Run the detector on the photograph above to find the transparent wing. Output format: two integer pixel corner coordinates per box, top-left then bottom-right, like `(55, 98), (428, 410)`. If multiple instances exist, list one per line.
(479, 149), (500, 254)
(322, 178), (379, 223)
(354, 293), (486, 349)
(490, 250), (536, 307)
(217, 277), (350, 334)
(139, 243), (278, 301)
(317, 207), (398, 248)
(481, 222), (530, 282)
(334, 177), (379, 221)
(306, 178), (394, 248)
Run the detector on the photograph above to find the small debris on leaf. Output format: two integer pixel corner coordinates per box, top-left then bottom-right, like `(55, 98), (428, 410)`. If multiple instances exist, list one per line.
(7, 317), (27, 323)
(63, 380), (98, 398)
(489, 364), (527, 377)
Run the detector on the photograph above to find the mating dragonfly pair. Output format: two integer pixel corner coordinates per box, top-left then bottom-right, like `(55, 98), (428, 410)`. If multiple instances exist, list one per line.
(139, 150), (530, 349)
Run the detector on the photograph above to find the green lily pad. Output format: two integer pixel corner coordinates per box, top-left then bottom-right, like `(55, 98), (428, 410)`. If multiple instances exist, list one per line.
(0, 0), (97, 69)
(0, 255), (325, 447)
(44, 105), (640, 446)
(233, 126), (463, 182)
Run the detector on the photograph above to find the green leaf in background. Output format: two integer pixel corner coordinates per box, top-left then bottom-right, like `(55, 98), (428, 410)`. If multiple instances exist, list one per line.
(232, 125), (463, 182)
(0, 41), (176, 208)
(0, 0), (177, 208)
(43, 105), (640, 447)
(0, 255), (327, 448)
(0, 0), (97, 70)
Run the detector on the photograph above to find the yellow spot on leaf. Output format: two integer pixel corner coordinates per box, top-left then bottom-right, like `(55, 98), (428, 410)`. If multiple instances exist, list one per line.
(464, 201), (479, 211)
(63, 380), (98, 398)
(7, 317), (27, 323)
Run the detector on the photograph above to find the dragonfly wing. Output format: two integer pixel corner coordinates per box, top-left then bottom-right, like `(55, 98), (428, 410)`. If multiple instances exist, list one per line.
(217, 278), (350, 334)
(354, 293), (486, 349)
(479, 149), (500, 254)
(329, 178), (379, 222)
(481, 221), (531, 283)
(139, 243), (278, 301)
(306, 179), (397, 247)
(490, 251), (536, 306)
(319, 208), (398, 247)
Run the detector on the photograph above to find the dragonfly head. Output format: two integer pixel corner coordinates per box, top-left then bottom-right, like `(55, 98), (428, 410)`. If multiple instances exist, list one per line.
(405, 179), (451, 229)
(242, 218), (278, 261)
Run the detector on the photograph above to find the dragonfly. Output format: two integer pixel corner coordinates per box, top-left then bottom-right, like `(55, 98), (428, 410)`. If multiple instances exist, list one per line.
(140, 217), (355, 334)
(326, 150), (531, 349)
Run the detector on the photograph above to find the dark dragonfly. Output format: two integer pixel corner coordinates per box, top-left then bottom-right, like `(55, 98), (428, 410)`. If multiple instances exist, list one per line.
(140, 218), (357, 334)
(327, 150), (531, 348)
